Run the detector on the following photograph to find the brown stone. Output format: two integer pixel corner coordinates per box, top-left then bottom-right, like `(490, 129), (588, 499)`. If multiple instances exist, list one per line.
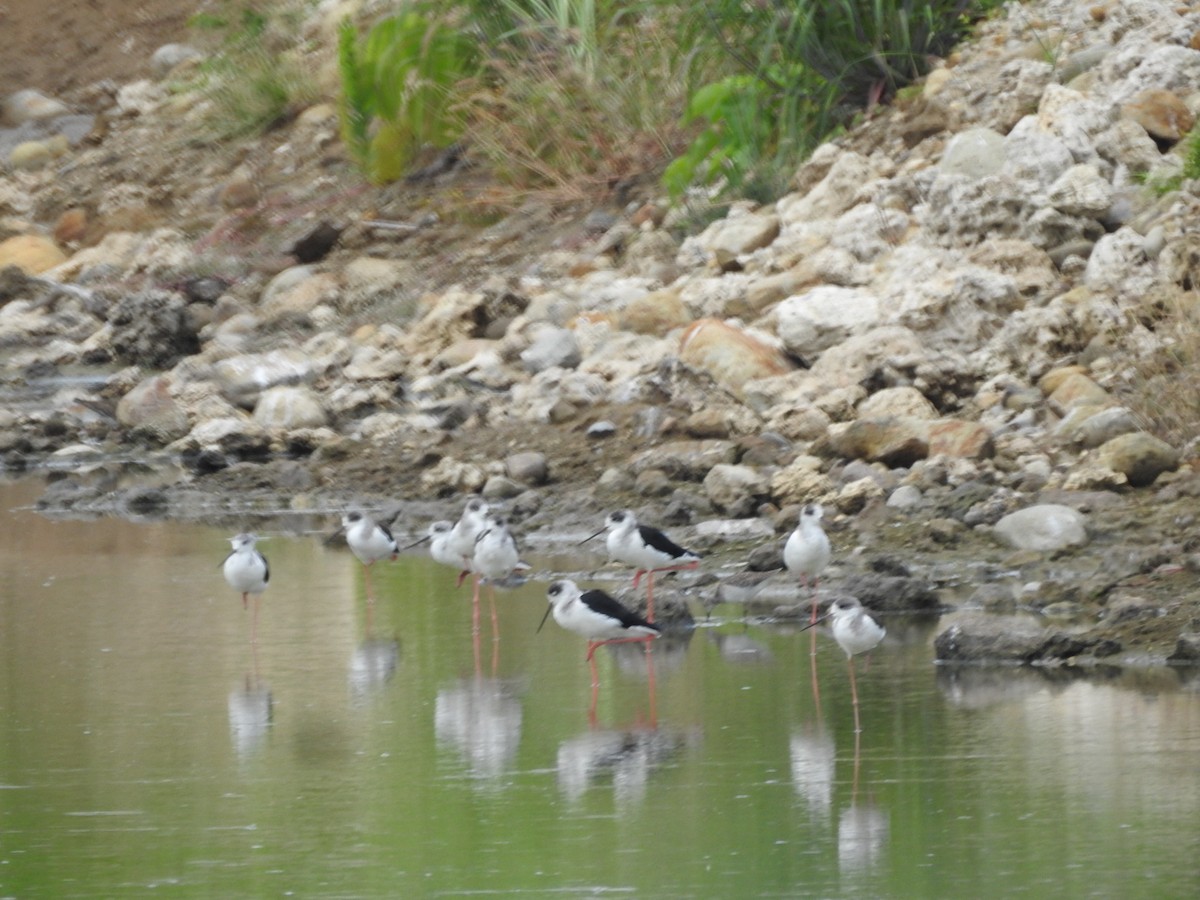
(1047, 372), (1111, 413)
(53, 208), (88, 245)
(0, 234), (68, 274)
(678, 318), (796, 398)
(1121, 88), (1195, 142)
(827, 417), (929, 467)
(928, 419), (995, 459)
(619, 288), (691, 335)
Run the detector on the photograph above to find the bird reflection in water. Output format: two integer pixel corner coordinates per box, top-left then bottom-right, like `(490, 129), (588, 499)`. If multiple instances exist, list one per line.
(789, 721), (835, 823)
(228, 645), (272, 758)
(349, 635), (401, 701)
(556, 726), (694, 809)
(435, 676), (523, 786)
(836, 718), (889, 877)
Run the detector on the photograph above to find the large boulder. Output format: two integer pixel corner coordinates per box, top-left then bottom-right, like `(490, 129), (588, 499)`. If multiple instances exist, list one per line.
(993, 505), (1088, 552)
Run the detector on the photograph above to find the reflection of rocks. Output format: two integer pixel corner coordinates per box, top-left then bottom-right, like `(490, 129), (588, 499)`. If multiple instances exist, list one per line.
(934, 664), (1099, 709)
(790, 725), (835, 821)
(434, 677), (523, 783)
(228, 677), (272, 757)
(838, 802), (889, 875)
(348, 637), (400, 699)
(933, 613), (1116, 664)
(556, 727), (695, 806)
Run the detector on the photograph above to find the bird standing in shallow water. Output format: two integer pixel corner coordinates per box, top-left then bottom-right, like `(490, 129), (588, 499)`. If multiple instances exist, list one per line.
(342, 510), (399, 604)
(539, 579), (660, 690)
(783, 503), (831, 624)
(585, 509), (700, 624)
(222, 533), (269, 643)
(405, 520), (460, 571)
(826, 596), (885, 734)
(471, 514), (521, 641)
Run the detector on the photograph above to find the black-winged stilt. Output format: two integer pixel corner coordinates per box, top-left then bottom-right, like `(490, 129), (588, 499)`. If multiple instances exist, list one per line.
(783, 503), (831, 624)
(470, 513), (522, 642)
(584, 510), (700, 623)
(222, 532), (269, 642)
(342, 509), (399, 603)
(806, 596), (885, 733)
(538, 579), (660, 687)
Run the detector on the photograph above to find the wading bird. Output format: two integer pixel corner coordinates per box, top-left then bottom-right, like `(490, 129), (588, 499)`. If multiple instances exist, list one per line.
(583, 510), (700, 623)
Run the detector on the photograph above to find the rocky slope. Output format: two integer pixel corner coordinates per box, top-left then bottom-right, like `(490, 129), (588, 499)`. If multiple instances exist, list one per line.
(2, 0), (1200, 664)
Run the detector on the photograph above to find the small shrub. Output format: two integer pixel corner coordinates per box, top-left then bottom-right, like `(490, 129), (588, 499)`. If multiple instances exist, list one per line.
(187, 5), (317, 140)
(337, 12), (480, 184)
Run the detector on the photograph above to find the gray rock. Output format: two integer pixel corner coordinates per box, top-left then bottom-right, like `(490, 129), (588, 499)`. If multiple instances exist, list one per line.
(994, 504), (1088, 552)
(1094, 432), (1179, 487)
(933, 615), (1094, 663)
(776, 286), (881, 358)
(210, 349), (323, 407)
(703, 463), (769, 518)
(886, 484), (923, 509)
(252, 386), (328, 430)
(115, 374), (189, 442)
(1167, 633), (1200, 663)
(839, 573), (940, 613)
(630, 440), (738, 480)
(939, 127), (1005, 178)
(505, 450), (549, 486)
(109, 290), (199, 369)
(151, 43), (205, 78)
(481, 474), (524, 500)
(519, 325), (581, 373)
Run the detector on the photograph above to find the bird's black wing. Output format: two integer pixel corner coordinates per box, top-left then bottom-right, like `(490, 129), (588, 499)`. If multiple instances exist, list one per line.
(581, 589), (660, 632)
(260, 551), (270, 585)
(638, 524), (698, 561)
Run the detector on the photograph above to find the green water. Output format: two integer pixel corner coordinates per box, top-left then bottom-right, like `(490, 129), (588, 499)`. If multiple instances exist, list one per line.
(0, 480), (1197, 898)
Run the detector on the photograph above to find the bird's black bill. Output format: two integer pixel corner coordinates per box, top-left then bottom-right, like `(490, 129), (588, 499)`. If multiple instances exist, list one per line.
(796, 613), (830, 633)
(401, 534), (431, 551)
(536, 604), (553, 633)
(579, 529), (605, 545)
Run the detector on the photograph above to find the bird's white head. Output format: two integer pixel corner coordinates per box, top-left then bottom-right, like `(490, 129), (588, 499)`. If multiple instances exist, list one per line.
(230, 533), (258, 550)
(606, 509), (635, 532)
(539, 579), (579, 632)
(801, 503), (824, 524)
(342, 509), (365, 528)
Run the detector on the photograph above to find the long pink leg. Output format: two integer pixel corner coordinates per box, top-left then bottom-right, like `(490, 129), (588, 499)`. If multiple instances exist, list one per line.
(363, 562), (376, 606)
(250, 596), (260, 644)
(646, 571), (656, 623)
(470, 574), (481, 637)
(849, 657), (862, 734)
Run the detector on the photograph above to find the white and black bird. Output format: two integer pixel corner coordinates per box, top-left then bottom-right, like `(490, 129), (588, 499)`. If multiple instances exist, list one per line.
(471, 514), (522, 639)
(824, 596), (885, 733)
(783, 503), (831, 624)
(222, 533), (269, 642)
(342, 509), (399, 602)
(404, 520), (461, 571)
(473, 514), (521, 586)
(539, 579), (661, 687)
(448, 498), (491, 581)
(584, 509), (701, 623)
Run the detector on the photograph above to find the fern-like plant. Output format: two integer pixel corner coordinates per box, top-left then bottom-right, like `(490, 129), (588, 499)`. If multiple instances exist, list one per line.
(337, 12), (480, 184)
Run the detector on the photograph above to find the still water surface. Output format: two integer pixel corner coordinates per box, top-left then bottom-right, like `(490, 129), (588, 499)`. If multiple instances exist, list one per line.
(0, 478), (1197, 898)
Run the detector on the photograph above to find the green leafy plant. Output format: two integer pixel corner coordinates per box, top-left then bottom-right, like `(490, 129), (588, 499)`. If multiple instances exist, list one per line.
(664, 0), (1002, 200)
(337, 12), (480, 184)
